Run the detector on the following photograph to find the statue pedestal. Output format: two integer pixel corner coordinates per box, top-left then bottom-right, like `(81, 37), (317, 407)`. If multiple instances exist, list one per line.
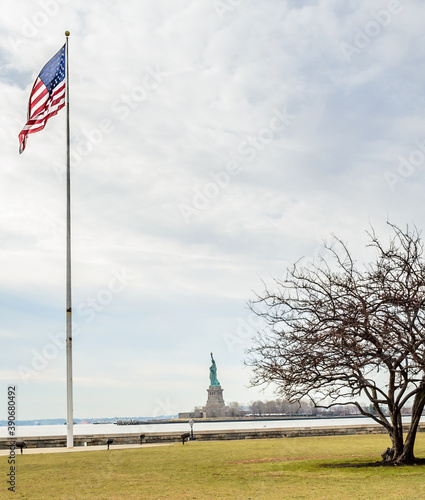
(204, 385), (226, 417)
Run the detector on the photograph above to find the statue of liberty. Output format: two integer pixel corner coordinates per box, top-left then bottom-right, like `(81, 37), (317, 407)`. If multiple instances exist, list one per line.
(209, 352), (220, 387)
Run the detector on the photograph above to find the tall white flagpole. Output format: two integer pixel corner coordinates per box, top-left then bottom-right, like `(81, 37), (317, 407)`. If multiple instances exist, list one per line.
(65, 30), (74, 448)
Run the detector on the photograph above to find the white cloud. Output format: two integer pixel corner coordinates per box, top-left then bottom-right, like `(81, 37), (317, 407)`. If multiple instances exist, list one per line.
(2, 0), (425, 419)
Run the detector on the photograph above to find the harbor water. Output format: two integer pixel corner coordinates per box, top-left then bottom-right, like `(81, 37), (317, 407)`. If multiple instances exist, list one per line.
(1, 416), (421, 438)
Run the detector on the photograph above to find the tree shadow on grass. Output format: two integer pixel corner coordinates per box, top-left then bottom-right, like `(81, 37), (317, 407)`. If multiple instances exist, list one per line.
(320, 458), (425, 468)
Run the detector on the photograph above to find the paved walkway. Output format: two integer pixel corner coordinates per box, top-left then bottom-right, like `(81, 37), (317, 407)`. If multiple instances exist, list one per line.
(0, 443), (174, 456)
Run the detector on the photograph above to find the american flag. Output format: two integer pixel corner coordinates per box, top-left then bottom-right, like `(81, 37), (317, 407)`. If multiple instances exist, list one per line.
(19, 45), (66, 154)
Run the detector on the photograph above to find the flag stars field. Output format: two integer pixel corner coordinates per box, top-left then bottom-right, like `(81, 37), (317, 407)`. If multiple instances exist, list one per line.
(39, 49), (65, 95)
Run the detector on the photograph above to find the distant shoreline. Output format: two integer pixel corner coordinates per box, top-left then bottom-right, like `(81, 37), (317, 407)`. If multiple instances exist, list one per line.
(117, 415), (374, 425)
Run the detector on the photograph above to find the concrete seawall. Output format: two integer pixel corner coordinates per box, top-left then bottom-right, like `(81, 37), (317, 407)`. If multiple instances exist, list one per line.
(2, 423), (424, 450)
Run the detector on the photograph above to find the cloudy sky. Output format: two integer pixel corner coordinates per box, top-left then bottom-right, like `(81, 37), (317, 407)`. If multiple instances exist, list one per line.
(1, 0), (425, 420)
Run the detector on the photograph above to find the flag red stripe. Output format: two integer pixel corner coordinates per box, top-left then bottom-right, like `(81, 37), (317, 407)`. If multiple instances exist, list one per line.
(19, 83), (66, 134)
(27, 80), (47, 118)
(30, 93), (49, 118)
(20, 100), (65, 133)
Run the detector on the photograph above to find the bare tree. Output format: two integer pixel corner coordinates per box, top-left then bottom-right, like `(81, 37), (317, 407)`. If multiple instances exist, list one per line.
(227, 401), (244, 417)
(247, 223), (425, 464)
(249, 400), (266, 416)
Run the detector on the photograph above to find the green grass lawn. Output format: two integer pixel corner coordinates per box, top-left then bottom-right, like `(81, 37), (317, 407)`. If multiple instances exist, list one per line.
(4, 434), (425, 499)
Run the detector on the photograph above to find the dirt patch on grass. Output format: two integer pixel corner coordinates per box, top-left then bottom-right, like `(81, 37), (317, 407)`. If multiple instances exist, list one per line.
(230, 455), (350, 464)
(230, 457), (290, 464)
(321, 458), (425, 468)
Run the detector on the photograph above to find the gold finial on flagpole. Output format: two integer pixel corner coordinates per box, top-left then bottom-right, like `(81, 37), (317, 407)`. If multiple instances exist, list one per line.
(65, 31), (70, 37)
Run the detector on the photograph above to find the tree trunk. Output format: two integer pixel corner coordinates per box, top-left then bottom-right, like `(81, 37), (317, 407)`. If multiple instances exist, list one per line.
(383, 413), (404, 462)
(395, 388), (425, 464)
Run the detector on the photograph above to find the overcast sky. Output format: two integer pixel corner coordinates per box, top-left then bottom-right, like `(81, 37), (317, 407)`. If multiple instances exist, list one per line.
(1, 0), (425, 420)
